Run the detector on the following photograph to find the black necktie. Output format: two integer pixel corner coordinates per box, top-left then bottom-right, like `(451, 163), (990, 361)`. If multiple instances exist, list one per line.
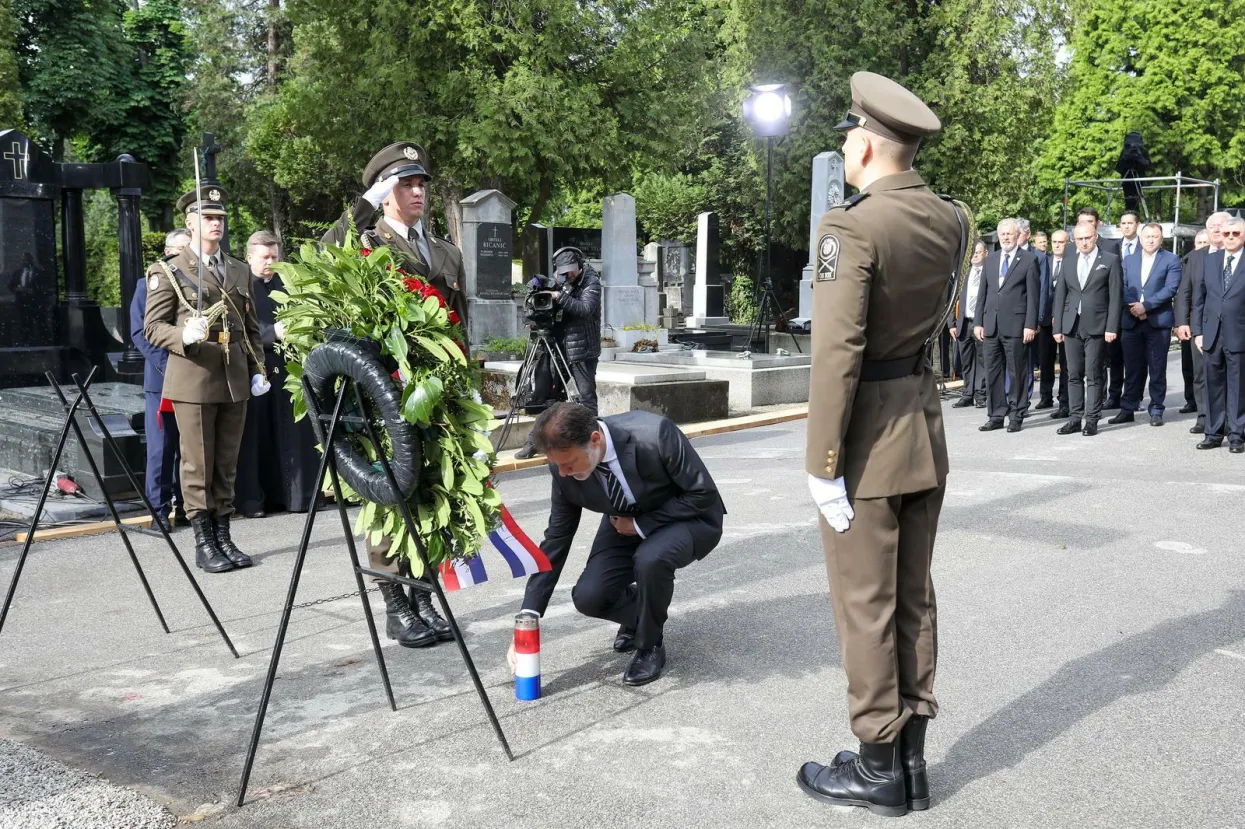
(597, 463), (636, 515)
(1225, 255), (1236, 292)
(407, 226), (428, 266)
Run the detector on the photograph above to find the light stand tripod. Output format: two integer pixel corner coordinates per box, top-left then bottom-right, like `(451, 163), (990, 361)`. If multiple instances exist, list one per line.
(745, 135), (801, 356)
(493, 325), (580, 452)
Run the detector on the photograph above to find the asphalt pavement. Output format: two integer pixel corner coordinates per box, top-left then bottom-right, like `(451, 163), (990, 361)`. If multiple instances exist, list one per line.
(2, 353), (1243, 828)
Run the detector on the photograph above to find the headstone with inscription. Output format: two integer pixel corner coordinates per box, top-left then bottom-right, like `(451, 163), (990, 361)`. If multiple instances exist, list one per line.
(799, 151), (844, 319)
(460, 189), (519, 347)
(690, 212), (727, 327)
(552, 226), (602, 262)
(521, 222), (551, 280)
(601, 194), (647, 331)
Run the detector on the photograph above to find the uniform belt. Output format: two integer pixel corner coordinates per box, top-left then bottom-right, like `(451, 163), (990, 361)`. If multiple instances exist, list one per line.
(207, 329), (234, 344)
(859, 353), (924, 382)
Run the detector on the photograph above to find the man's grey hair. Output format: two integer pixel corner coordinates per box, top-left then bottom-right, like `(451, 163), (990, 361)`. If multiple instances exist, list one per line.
(1224, 216), (1245, 232)
(164, 228), (191, 249)
(1195, 229), (1210, 242)
(997, 218), (1018, 234)
(1015, 218), (1031, 234)
(1207, 211), (1233, 229)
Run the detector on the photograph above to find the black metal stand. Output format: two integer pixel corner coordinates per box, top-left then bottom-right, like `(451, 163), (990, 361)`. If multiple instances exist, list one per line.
(0, 369), (238, 658)
(236, 377), (513, 807)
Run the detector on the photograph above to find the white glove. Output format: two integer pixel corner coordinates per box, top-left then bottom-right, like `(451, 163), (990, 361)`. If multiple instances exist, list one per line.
(472, 449), (491, 463)
(182, 316), (208, 345)
(808, 474), (854, 533)
(362, 174), (399, 209)
(251, 373), (271, 396)
(273, 321), (286, 341)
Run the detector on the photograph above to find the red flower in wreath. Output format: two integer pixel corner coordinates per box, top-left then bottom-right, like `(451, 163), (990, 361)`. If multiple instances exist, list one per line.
(448, 310), (461, 326)
(361, 247), (373, 257)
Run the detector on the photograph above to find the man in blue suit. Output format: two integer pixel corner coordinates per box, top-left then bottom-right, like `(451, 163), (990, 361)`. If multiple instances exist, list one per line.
(1110, 223), (1182, 426)
(130, 229), (190, 531)
(1193, 216), (1245, 452)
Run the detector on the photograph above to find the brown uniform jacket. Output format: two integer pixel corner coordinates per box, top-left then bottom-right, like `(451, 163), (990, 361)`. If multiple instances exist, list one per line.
(322, 199), (469, 330)
(805, 170), (963, 499)
(143, 247), (262, 404)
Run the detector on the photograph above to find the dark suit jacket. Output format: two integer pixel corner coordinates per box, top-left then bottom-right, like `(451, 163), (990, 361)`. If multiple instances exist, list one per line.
(522, 410), (726, 615)
(1053, 249), (1123, 337)
(1193, 249), (1245, 353)
(1098, 235), (1122, 257)
(974, 247), (1039, 337)
(951, 266), (983, 333)
(1041, 254), (1070, 327)
(1122, 249), (1181, 330)
(1175, 247), (1212, 328)
(130, 275), (168, 394)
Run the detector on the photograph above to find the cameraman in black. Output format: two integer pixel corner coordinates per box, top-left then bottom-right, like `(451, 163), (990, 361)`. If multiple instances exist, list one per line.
(516, 247), (602, 459)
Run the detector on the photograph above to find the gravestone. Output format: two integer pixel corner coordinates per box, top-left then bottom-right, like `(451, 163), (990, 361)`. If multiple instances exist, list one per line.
(799, 151), (844, 319)
(552, 226), (602, 262)
(601, 194), (647, 331)
(690, 212), (727, 327)
(460, 189), (519, 347)
(521, 222), (551, 279)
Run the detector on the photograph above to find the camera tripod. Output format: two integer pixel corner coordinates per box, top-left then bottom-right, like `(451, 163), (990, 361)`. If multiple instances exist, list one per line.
(492, 327), (581, 452)
(746, 277), (802, 355)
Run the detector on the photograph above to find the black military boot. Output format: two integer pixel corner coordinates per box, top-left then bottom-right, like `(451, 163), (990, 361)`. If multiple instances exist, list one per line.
(193, 515), (234, 573)
(831, 715), (930, 810)
(797, 741), (907, 817)
(410, 588), (454, 642)
(212, 515), (253, 568)
(378, 583), (438, 648)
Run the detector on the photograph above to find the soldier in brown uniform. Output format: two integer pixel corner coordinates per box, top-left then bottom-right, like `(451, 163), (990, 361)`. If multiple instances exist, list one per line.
(321, 142), (465, 648)
(796, 73), (971, 817)
(144, 188), (269, 574)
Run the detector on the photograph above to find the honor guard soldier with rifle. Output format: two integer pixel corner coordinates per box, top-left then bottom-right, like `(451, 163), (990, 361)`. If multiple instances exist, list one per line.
(796, 72), (973, 817)
(144, 187), (270, 574)
(321, 141), (467, 649)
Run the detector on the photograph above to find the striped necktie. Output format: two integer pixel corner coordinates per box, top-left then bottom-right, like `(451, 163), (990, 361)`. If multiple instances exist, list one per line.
(596, 463), (636, 515)
(1225, 255), (1236, 292)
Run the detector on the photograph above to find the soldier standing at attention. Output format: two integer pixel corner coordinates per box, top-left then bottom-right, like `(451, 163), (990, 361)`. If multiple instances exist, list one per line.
(797, 73), (971, 817)
(144, 188), (269, 574)
(320, 142), (467, 649)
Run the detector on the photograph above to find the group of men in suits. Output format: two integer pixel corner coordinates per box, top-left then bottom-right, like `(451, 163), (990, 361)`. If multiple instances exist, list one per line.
(950, 206), (1242, 442)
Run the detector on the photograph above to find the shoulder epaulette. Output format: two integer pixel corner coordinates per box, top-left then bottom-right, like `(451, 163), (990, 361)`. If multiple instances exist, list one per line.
(829, 192), (870, 211)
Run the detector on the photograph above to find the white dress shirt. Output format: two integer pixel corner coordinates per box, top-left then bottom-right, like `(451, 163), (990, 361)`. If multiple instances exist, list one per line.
(597, 421), (643, 538)
(964, 266), (982, 319)
(385, 217), (432, 266)
(1139, 252), (1156, 301)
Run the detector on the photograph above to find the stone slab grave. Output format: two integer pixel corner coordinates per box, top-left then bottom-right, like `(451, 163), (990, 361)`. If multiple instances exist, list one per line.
(612, 349), (810, 411)
(480, 360), (729, 436)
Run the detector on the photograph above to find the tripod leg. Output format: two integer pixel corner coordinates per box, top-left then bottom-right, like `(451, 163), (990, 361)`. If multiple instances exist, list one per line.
(71, 376), (238, 658)
(494, 338), (540, 452)
(355, 386), (515, 761)
(0, 378), (85, 637)
(542, 336), (580, 404)
(236, 382), (346, 807)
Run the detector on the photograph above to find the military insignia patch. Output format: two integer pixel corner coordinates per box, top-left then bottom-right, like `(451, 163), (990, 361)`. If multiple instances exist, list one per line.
(208, 189), (221, 202)
(403, 147), (420, 161)
(816, 234), (840, 281)
(148, 274), (159, 290)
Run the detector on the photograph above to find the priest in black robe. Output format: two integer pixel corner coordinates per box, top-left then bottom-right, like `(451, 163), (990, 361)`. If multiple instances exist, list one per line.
(236, 231), (323, 516)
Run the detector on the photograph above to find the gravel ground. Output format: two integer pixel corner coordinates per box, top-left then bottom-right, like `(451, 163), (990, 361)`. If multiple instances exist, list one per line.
(0, 739), (176, 829)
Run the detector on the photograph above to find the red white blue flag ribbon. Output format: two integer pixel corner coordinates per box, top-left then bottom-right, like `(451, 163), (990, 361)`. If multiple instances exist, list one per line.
(437, 505), (551, 591)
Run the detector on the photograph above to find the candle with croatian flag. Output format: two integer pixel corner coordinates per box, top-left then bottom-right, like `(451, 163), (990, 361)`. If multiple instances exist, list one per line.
(513, 611), (541, 701)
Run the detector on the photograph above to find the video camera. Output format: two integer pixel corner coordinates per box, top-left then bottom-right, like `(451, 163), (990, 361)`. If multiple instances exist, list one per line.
(524, 274), (562, 330)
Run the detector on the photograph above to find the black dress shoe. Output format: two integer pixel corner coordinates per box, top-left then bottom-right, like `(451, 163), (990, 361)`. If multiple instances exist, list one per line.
(832, 716), (930, 812)
(239, 509), (266, 519)
(974, 401), (987, 408)
(212, 516), (253, 568)
(152, 513), (173, 535)
(1049, 408), (1069, 419)
(411, 589), (454, 641)
(612, 625), (637, 653)
(952, 398), (974, 408)
(1034, 399), (1054, 410)
(622, 645), (666, 686)
(1231, 441), (1245, 454)
(378, 583), (438, 648)
(797, 741), (907, 817)
(192, 515), (234, 573)
(1056, 420), (1082, 435)
(1108, 410), (1134, 425)
(1190, 423), (1206, 434)
(1082, 422), (1099, 436)
(979, 420), (1004, 432)
(1197, 437), (1224, 450)
(1150, 415), (1164, 427)
(1103, 397), (1121, 410)
(514, 443), (538, 460)
(1006, 421), (1022, 433)
(1179, 402), (1198, 414)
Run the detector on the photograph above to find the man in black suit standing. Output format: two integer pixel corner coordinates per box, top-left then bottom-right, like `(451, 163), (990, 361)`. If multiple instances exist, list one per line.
(1178, 229), (1211, 417)
(1176, 213), (1229, 435)
(511, 402), (726, 685)
(1104, 211), (1142, 409)
(950, 241), (987, 408)
(1037, 229), (1070, 417)
(1078, 207), (1122, 256)
(1016, 218), (1047, 416)
(974, 218), (1040, 432)
(1193, 216), (1245, 453)
(1053, 225), (1123, 436)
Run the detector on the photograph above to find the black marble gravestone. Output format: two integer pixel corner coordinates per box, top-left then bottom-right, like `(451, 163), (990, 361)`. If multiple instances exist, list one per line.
(475, 221), (514, 299)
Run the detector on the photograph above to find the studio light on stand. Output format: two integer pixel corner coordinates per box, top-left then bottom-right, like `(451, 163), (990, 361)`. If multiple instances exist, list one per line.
(742, 84), (793, 354)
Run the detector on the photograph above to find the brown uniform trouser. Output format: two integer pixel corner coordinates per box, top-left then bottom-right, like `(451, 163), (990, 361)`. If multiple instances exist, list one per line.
(819, 484), (944, 744)
(173, 401), (247, 520)
(366, 536), (403, 583)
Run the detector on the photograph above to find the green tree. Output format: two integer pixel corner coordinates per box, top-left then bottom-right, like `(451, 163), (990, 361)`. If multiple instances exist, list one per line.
(0, 0), (23, 128)
(1041, 0), (1245, 218)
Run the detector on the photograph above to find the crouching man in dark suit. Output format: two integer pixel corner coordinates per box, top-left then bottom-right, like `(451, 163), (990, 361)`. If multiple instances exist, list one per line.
(509, 402), (726, 686)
